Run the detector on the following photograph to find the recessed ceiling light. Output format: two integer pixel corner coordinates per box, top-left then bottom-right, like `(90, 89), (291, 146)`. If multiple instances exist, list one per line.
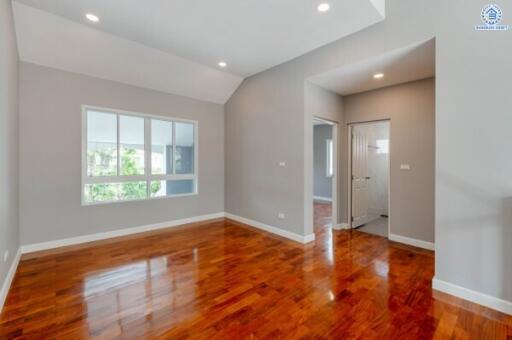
(218, 62), (227, 68)
(85, 13), (99, 22)
(317, 3), (330, 12)
(373, 73), (384, 79)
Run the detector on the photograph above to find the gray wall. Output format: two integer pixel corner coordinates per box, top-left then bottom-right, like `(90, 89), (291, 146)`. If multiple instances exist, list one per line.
(0, 0), (20, 296)
(313, 125), (332, 199)
(436, 1), (512, 303)
(305, 82), (345, 226)
(225, 0), (511, 305)
(226, 1), (435, 237)
(225, 67), (306, 234)
(225, 79), (344, 236)
(19, 62), (225, 245)
(344, 79), (435, 243)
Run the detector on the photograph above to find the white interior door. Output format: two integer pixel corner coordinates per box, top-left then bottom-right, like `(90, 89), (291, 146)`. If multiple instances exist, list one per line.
(351, 130), (370, 227)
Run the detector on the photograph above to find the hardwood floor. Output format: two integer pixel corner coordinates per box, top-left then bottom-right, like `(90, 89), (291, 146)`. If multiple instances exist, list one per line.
(314, 201), (332, 229)
(1, 212), (511, 338)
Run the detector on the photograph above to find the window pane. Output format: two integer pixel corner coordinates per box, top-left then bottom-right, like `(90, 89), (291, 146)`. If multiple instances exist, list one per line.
(326, 139), (333, 177)
(84, 183), (119, 203)
(376, 139), (389, 154)
(151, 180), (195, 197)
(84, 182), (148, 203)
(87, 111), (117, 176)
(175, 122), (194, 174)
(151, 120), (173, 175)
(119, 181), (147, 200)
(120, 115), (145, 175)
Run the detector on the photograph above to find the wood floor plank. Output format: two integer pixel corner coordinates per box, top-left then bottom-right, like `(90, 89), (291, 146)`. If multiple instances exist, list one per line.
(0, 204), (510, 339)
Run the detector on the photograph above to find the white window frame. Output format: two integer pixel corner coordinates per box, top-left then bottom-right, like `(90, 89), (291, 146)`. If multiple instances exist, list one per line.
(81, 105), (199, 205)
(326, 139), (333, 178)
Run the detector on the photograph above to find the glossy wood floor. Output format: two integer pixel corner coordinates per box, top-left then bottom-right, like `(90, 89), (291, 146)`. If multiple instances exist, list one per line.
(1, 205), (511, 339)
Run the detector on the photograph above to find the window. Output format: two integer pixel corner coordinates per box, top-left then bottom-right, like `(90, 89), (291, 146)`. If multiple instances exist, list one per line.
(376, 139), (389, 154)
(326, 139), (333, 177)
(83, 106), (198, 204)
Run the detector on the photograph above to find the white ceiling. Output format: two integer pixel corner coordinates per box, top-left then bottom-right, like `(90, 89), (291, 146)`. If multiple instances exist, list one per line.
(13, 2), (243, 104)
(15, 0), (385, 78)
(308, 38), (435, 96)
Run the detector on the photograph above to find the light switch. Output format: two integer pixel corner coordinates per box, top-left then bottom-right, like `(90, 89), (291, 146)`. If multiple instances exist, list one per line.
(400, 164), (411, 170)
(279, 161), (286, 167)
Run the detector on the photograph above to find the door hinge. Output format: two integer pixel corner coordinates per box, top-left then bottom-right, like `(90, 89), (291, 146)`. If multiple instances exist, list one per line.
(351, 216), (354, 222)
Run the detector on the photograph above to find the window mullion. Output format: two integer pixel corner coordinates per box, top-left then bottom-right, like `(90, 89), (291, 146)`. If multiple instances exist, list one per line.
(145, 117), (151, 198)
(85, 175), (146, 184)
(172, 121), (176, 175)
(116, 114), (121, 177)
(149, 174), (195, 181)
(116, 114), (121, 201)
(194, 122), (198, 193)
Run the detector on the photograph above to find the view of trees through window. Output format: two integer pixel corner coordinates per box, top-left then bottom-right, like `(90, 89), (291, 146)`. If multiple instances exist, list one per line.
(83, 109), (196, 204)
(85, 148), (161, 202)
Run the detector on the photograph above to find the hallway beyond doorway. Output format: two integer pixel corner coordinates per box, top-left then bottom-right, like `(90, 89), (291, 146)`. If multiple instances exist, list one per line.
(356, 216), (388, 238)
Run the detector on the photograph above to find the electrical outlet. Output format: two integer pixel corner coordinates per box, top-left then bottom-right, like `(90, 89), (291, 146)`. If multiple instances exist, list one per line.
(279, 161), (286, 167)
(278, 213), (285, 219)
(3, 250), (8, 263)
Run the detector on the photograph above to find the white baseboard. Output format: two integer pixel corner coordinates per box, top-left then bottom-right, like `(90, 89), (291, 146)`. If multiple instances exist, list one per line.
(0, 248), (21, 312)
(388, 233), (434, 251)
(21, 212), (225, 254)
(332, 223), (349, 230)
(21, 212), (316, 255)
(303, 233), (316, 243)
(433, 277), (512, 315)
(313, 196), (332, 203)
(225, 213), (315, 244)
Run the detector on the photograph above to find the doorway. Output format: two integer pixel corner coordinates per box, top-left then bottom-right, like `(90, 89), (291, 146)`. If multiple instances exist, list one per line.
(349, 120), (390, 238)
(313, 117), (338, 233)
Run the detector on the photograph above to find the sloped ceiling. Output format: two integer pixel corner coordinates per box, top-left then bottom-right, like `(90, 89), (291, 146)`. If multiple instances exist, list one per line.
(13, 3), (242, 104)
(13, 0), (386, 104)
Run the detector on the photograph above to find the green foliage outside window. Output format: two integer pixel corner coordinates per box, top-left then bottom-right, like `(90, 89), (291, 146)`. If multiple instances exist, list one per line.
(87, 147), (117, 176)
(86, 148), (161, 202)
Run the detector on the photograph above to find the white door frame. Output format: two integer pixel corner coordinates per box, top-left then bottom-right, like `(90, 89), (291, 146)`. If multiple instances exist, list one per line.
(347, 119), (391, 237)
(313, 117), (338, 229)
